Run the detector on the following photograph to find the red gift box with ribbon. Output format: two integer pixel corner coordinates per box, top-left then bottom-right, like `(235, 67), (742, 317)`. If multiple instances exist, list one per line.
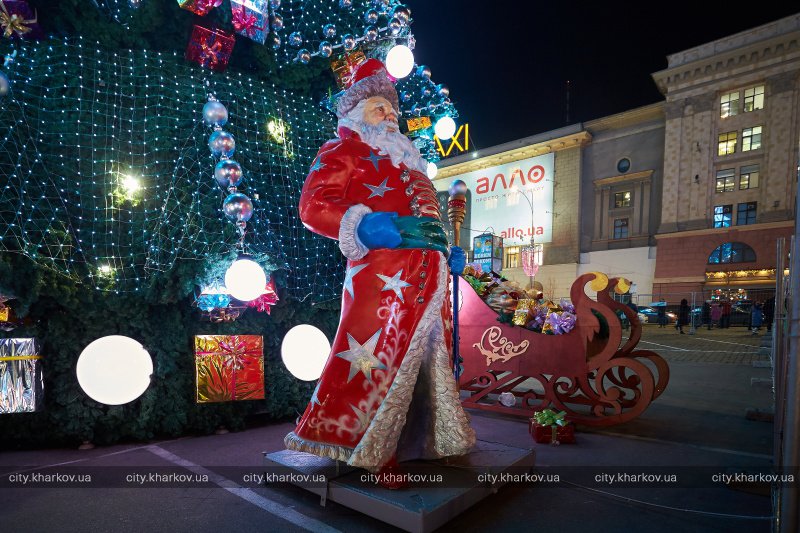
(194, 335), (264, 403)
(185, 25), (235, 72)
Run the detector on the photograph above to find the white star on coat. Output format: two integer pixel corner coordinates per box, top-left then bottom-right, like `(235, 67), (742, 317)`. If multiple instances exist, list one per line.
(376, 269), (412, 302)
(335, 329), (386, 383)
(349, 404), (371, 432)
(361, 150), (388, 171)
(363, 177), (394, 198)
(343, 263), (368, 299)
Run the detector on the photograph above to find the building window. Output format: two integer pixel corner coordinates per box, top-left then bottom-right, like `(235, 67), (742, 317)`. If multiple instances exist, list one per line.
(737, 202), (757, 225)
(742, 126), (762, 151)
(743, 85), (764, 112)
(715, 168), (735, 193)
(720, 91), (739, 118)
(505, 246), (520, 269)
(613, 218), (629, 239)
(617, 157), (631, 173)
(614, 191), (631, 208)
(708, 242), (756, 264)
(718, 132), (737, 156)
(713, 204), (732, 228)
(739, 164), (759, 189)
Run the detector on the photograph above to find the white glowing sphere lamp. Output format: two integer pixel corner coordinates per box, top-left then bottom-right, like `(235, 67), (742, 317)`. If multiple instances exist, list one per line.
(225, 256), (266, 302)
(281, 325), (331, 381)
(426, 161), (438, 179)
(385, 45), (414, 79)
(434, 116), (456, 140)
(76, 336), (153, 405)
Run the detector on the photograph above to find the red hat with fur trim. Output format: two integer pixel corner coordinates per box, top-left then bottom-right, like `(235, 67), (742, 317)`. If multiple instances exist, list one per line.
(336, 58), (399, 118)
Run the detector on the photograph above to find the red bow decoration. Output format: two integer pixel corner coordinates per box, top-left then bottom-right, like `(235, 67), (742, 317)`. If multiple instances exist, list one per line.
(197, 39), (223, 68)
(218, 338), (248, 371)
(245, 278), (279, 314)
(232, 8), (264, 37)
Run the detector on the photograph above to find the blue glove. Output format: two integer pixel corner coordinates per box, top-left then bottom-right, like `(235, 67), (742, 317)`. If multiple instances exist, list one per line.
(448, 246), (466, 275)
(357, 212), (402, 249)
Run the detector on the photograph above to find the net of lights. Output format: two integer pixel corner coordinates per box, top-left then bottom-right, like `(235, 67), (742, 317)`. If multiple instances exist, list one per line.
(90, 0), (462, 166)
(0, 37), (345, 301)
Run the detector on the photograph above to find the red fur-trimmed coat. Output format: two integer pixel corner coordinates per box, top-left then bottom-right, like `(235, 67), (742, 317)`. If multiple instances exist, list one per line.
(284, 129), (475, 470)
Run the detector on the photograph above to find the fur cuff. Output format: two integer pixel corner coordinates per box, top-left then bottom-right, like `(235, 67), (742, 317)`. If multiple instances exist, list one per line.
(338, 204), (372, 260)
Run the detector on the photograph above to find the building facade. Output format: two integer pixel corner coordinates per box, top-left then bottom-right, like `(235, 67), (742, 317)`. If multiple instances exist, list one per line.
(578, 103), (665, 297)
(651, 13), (799, 303)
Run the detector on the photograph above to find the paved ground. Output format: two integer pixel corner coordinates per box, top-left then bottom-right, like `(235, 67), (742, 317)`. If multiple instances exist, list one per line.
(0, 326), (780, 533)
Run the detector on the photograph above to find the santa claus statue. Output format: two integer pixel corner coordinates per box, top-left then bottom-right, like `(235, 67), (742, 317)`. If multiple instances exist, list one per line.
(284, 59), (475, 479)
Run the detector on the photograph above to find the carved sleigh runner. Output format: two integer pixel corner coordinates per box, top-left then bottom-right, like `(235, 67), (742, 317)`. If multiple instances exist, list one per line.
(457, 272), (669, 426)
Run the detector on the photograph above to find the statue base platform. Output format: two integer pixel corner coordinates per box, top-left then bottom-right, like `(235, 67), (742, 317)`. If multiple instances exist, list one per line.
(263, 440), (535, 533)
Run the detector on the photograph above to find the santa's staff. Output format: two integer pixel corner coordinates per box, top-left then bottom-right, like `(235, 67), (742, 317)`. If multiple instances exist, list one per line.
(448, 180), (467, 380)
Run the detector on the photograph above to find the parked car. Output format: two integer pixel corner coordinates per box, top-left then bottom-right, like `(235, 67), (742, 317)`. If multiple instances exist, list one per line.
(637, 306), (677, 324)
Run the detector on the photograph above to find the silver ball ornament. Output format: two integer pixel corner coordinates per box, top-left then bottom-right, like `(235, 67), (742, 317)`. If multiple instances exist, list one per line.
(322, 24), (336, 39)
(223, 193), (254, 222)
(420, 86), (432, 99)
(214, 159), (243, 188)
(271, 14), (284, 31)
(202, 100), (228, 127)
(338, 0), (352, 8)
(297, 49), (311, 64)
(364, 9), (379, 24)
(288, 32), (303, 47)
(388, 17), (402, 35)
(341, 34), (356, 51)
(0, 72), (10, 97)
(363, 25), (378, 42)
(208, 130), (236, 158)
(318, 41), (333, 58)
(392, 5), (410, 25)
(436, 84), (450, 98)
(448, 180), (467, 196)
(416, 65), (431, 79)
(270, 33), (281, 49)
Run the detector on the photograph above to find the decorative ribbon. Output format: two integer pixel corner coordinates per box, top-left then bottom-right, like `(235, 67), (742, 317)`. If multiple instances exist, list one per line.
(232, 8), (264, 37)
(0, 1), (37, 39)
(218, 338), (248, 371)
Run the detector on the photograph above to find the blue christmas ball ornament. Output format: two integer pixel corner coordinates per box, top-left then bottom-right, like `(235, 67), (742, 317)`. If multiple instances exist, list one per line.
(416, 65), (431, 79)
(342, 34), (356, 51)
(339, 0), (352, 8)
(223, 193), (254, 222)
(399, 90), (411, 103)
(297, 49), (311, 64)
(0, 71), (10, 97)
(322, 23), (336, 38)
(420, 86), (432, 98)
(214, 159), (243, 188)
(436, 84), (450, 98)
(202, 100), (228, 127)
(288, 32), (303, 47)
(363, 25), (378, 42)
(392, 4), (411, 25)
(269, 0), (281, 9)
(270, 33), (281, 49)
(318, 41), (333, 58)
(388, 17), (402, 35)
(271, 13), (284, 31)
(364, 9), (379, 24)
(209, 130), (235, 158)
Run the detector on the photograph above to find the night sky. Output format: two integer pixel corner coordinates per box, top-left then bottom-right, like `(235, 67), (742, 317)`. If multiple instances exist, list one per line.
(409, 3), (799, 150)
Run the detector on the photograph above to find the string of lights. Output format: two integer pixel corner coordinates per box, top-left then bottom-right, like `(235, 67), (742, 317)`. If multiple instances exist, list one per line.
(0, 38), (344, 301)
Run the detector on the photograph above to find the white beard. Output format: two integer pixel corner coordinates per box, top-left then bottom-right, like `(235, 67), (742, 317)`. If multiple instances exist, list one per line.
(338, 104), (429, 175)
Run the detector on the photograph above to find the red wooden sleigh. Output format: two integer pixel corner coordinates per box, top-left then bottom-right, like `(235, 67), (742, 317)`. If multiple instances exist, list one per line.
(457, 272), (669, 426)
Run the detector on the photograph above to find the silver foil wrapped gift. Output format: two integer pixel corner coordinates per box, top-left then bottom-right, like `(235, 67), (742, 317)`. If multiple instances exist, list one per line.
(0, 338), (44, 413)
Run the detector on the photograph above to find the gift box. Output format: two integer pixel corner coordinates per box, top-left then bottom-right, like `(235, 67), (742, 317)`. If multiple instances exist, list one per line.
(529, 409), (576, 444)
(194, 335), (264, 403)
(177, 0), (217, 16)
(331, 50), (367, 89)
(0, 0), (43, 40)
(0, 337), (44, 413)
(185, 25), (235, 72)
(230, 0), (268, 44)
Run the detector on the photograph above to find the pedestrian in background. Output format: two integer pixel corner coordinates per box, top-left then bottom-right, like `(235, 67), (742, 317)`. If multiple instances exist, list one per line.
(750, 303), (764, 336)
(676, 298), (689, 334)
(657, 301), (667, 328)
(701, 301), (711, 330)
(711, 302), (721, 329)
(763, 295), (775, 332)
(720, 300), (732, 329)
